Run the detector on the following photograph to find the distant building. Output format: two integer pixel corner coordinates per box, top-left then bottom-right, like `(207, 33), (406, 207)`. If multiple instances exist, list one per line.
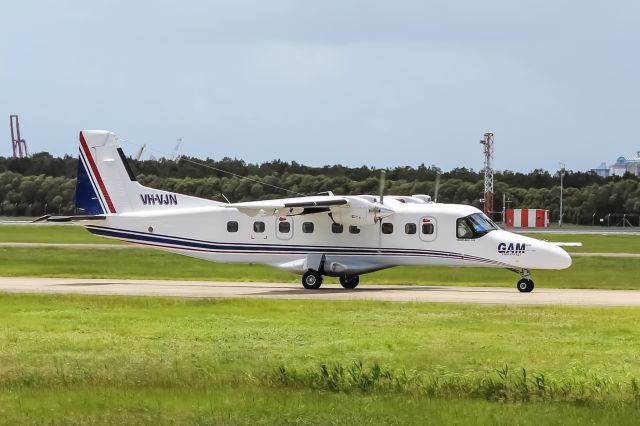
(593, 152), (640, 177)
(592, 162), (610, 177)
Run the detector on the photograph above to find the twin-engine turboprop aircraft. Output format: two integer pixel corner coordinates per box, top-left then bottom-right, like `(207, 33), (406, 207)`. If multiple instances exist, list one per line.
(44, 130), (572, 293)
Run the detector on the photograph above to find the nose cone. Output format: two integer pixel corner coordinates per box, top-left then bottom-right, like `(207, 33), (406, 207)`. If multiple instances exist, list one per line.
(491, 230), (572, 270)
(543, 242), (573, 270)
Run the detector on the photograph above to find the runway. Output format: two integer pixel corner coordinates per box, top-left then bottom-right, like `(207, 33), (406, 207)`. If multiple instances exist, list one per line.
(1, 277), (640, 306)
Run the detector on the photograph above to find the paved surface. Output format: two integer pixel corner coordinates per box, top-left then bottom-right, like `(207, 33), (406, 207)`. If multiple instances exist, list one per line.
(571, 252), (640, 258)
(512, 228), (640, 235)
(1, 277), (640, 306)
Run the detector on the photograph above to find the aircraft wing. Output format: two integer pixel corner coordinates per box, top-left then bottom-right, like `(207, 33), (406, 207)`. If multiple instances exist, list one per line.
(226, 195), (393, 226)
(225, 196), (349, 217)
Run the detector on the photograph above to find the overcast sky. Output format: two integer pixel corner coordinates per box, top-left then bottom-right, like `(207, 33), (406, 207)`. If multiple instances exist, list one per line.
(1, 1), (639, 172)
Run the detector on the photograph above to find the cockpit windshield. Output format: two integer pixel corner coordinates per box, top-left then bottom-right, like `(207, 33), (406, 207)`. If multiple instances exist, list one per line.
(456, 213), (500, 239)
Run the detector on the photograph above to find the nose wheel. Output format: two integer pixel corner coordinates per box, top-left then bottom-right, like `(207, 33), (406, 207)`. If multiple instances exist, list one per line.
(511, 268), (535, 293)
(517, 278), (534, 293)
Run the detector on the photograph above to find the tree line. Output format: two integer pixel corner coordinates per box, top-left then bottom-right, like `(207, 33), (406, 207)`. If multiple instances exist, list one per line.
(1, 152), (639, 225)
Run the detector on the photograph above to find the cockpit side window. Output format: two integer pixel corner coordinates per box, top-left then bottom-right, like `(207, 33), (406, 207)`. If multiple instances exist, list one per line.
(456, 218), (474, 239)
(456, 213), (499, 239)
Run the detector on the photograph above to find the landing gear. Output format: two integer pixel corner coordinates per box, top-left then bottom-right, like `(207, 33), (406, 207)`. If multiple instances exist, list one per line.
(517, 278), (534, 293)
(302, 270), (323, 289)
(516, 269), (534, 293)
(339, 275), (360, 289)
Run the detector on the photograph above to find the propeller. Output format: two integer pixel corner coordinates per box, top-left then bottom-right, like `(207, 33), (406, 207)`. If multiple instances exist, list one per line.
(377, 170), (387, 253)
(434, 173), (440, 203)
(378, 170), (386, 205)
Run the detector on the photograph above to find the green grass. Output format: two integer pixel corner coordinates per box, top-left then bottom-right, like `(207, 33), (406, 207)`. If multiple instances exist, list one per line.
(522, 232), (640, 254)
(1, 246), (639, 290)
(4, 388), (640, 425)
(1, 294), (640, 423)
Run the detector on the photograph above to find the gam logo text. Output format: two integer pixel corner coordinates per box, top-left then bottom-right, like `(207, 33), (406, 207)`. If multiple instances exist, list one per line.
(140, 194), (178, 205)
(497, 242), (526, 255)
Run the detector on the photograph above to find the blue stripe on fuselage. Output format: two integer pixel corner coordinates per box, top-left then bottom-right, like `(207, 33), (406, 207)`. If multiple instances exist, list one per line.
(85, 225), (510, 267)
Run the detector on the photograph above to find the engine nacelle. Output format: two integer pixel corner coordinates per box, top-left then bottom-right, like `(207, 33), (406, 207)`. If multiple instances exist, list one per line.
(330, 207), (378, 227)
(329, 197), (394, 226)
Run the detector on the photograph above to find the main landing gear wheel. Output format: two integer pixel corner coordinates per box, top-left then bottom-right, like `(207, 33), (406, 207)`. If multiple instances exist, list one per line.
(517, 279), (534, 293)
(302, 270), (323, 289)
(339, 275), (360, 289)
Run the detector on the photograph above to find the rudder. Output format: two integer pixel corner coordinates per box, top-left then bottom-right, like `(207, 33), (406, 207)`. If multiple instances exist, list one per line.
(75, 130), (220, 215)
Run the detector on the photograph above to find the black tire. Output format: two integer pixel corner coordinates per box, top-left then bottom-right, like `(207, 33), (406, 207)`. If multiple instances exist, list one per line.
(339, 275), (360, 289)
(302, 270), (323, 289)
(517, 279), (534, 293)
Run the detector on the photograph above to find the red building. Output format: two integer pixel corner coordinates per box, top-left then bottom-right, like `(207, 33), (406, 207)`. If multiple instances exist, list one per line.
(505, 208), (549, 228)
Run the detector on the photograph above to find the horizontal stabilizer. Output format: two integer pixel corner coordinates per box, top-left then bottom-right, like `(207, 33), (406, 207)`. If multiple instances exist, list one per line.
(33, 214), (106, 223)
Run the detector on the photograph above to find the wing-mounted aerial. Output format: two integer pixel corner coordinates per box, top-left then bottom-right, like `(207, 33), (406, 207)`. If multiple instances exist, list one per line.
(225, 195), (393, 226)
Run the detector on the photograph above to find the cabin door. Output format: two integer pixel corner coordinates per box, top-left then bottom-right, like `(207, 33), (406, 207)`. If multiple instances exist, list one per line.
(275, 216), (294, 240)
(418, 216), (437, 242)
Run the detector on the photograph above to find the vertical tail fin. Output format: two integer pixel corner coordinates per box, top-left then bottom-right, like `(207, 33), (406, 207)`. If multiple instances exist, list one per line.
(75, 130), (220, 214)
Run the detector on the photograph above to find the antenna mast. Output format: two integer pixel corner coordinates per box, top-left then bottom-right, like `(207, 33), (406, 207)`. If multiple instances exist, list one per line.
(480, 132), (494, 219)
(10, 115), (29, 158)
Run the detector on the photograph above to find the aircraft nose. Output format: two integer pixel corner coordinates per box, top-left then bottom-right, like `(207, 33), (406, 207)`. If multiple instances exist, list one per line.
(544, 242), (572, 270)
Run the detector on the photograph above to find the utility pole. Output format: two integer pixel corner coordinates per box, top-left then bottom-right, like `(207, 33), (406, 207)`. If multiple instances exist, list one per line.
(502, 192), (512, 224)
(480, 132), (494, 219)
(559, 163), (566, 227)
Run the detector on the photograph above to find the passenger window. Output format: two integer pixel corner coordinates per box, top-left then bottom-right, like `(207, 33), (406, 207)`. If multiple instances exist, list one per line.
(422, 223), (434, 235)
(253, 221), (265, 233)
(302, 222), (314, 233)
(381, 223), (393, 234)
(405, 223), (417, 234)
(349, 226), (360, 234)
(332, 223), (344, 233)
(456, 218), (473, 239)
(227, 221), (239, 232)
(278, 221), (291, 233)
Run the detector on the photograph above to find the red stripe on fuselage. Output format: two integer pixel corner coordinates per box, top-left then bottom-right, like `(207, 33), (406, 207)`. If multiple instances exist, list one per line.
(79, 132), (116, 213)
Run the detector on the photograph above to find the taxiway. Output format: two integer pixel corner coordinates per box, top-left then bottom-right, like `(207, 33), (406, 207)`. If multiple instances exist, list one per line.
(0, 277), (639, 306)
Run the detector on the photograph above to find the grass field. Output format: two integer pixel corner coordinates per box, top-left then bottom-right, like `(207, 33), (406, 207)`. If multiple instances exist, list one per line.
(1, 246), (639, 290)
(1, 294), (640, 424)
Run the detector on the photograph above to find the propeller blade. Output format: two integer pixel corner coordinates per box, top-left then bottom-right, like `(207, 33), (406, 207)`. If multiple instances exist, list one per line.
(434, 174), (440, 203)
(378, 170), (386, 204)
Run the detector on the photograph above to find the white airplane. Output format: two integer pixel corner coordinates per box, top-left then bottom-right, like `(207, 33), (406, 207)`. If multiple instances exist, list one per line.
(44, 130), (572, 293)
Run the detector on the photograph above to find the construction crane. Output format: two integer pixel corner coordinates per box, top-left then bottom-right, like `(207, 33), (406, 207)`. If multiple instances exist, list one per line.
(9, 115), (29, 158)
(135, 144), (146, 161)
(480, 132), (494, 219)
